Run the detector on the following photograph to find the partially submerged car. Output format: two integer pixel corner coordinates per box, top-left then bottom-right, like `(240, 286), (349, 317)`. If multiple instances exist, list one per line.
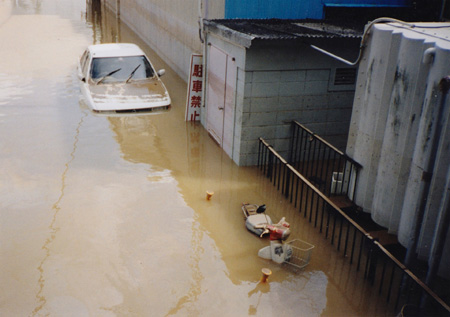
(77, 43), (171, 113)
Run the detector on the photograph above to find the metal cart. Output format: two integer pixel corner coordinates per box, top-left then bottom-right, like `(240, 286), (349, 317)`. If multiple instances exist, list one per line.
(284, 239), (315, 269)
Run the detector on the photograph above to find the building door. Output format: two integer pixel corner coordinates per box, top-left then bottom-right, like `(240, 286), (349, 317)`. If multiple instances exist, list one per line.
(206, 45), (236, 156)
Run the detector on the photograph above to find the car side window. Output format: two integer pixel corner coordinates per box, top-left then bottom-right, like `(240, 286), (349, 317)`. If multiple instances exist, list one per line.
(81, 51), (90, 77)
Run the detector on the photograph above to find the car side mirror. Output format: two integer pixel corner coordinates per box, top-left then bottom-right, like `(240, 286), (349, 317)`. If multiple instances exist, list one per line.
(157, 69), (166, 77)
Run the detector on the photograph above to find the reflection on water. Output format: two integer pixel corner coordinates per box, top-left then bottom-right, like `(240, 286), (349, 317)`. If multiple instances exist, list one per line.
(245, 271), (328, 316)
(86, 0), (120, 44)
(11, 0), (42, 14)
(248, 281), (271, 315)
(0, 74), (33, 106)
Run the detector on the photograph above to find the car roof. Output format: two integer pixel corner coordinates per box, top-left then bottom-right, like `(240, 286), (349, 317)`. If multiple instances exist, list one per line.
(87, 43), (145, 58)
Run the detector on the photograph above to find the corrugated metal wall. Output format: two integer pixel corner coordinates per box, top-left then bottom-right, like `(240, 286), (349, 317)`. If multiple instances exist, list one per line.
(325, 0), (411, 7)
(225, 0), (321, 19)
(225, 0), (411, 19)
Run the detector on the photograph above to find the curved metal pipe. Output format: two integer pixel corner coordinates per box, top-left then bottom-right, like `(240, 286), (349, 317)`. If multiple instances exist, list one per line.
(310, 17), (417, 66)
(423, 47), (437, 64)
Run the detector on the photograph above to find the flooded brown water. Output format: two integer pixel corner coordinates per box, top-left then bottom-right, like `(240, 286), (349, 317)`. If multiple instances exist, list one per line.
(0, 1), (394, 316)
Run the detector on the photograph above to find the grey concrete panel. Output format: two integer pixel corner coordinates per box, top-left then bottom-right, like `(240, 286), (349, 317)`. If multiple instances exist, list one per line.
(346, 26), (402, 212)
(251, 82), (280, 97)
(304, 80), (329, 95)
(327, 92), (354, 108)
(326, 121), (350, 136)
(303, 94), (328, 109)
(280, 70), (306, 82)
(275, 124), (291, 139)
(278, 96), (304, 111)
(371, 34), (432, 232)
(248, 111), (278, 126)
(252, 71), (281, 83)
(250, 97), (279, 112)
(240, 139), (260, 155)
(243, 83), (252, 99)
(276, 110), (307, 123)
(241, 126), (276, 141)
(278, 81), (305, 96)
(306, 69), (330, 81)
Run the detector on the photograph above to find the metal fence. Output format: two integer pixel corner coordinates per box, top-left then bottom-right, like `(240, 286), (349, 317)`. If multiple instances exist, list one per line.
(289, 121), (361, 200)
(258, 137), (450, 316)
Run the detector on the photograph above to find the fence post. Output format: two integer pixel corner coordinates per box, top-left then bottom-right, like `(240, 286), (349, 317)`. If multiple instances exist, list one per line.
(257, 136), (450, 315)
(284, 165), (290, 198)
(367, 239), (379, 285)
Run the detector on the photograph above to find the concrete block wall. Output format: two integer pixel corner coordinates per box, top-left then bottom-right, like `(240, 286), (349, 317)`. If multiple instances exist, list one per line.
(238, 41), (357, 166)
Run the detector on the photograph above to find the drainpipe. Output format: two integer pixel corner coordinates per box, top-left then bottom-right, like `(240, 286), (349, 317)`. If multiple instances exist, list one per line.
(423, 47), (436, 65)
(198, 0), (204, 43)
(310, 17), (416, 66)
(440, 0), (447, 21)
(405, 76), (450, 266)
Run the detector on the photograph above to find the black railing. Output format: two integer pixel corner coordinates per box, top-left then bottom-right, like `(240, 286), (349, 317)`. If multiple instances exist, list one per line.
(258, 137), (450, 316)
(289, 121), (361, 200)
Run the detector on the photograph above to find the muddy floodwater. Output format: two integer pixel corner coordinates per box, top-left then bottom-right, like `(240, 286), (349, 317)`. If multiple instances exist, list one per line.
(0, 1), (393, 316)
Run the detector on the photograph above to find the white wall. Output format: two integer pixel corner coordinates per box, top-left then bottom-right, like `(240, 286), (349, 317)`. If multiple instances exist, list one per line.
(103, 0), (225, 81)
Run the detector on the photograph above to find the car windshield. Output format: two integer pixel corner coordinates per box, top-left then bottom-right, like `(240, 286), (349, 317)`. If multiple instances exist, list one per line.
(90, 56), (155, 83)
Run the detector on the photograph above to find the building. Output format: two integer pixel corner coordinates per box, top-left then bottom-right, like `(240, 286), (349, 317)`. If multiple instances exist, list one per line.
(202, 19), (361, 165)
(346, 21), (450, 280)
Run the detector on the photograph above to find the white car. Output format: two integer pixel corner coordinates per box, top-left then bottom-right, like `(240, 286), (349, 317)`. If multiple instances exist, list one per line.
(77, 43), (171, 113)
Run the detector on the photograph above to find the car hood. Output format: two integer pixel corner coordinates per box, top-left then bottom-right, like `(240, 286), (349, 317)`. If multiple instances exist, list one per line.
(86, 78), (171, 111)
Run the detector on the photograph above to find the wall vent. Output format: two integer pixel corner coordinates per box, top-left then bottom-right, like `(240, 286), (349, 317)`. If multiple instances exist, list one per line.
(328, 67), (357, 91)
(334, 68), (357, 85)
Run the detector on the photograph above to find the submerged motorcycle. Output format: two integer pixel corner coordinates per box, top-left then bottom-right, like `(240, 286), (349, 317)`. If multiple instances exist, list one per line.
(241, 203), (273, 237)
(242, 203), (314, 268)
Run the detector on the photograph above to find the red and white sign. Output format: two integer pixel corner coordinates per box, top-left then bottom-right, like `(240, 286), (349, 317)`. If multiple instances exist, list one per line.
(185, 54), (203, 121)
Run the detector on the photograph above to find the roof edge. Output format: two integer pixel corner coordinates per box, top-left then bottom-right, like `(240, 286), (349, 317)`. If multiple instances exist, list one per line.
(203, 20), (255, 48)
(203, 19), (363, 46)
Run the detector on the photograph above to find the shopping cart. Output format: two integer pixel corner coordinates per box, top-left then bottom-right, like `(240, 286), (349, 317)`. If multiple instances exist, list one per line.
(284, 239), (315, 269)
